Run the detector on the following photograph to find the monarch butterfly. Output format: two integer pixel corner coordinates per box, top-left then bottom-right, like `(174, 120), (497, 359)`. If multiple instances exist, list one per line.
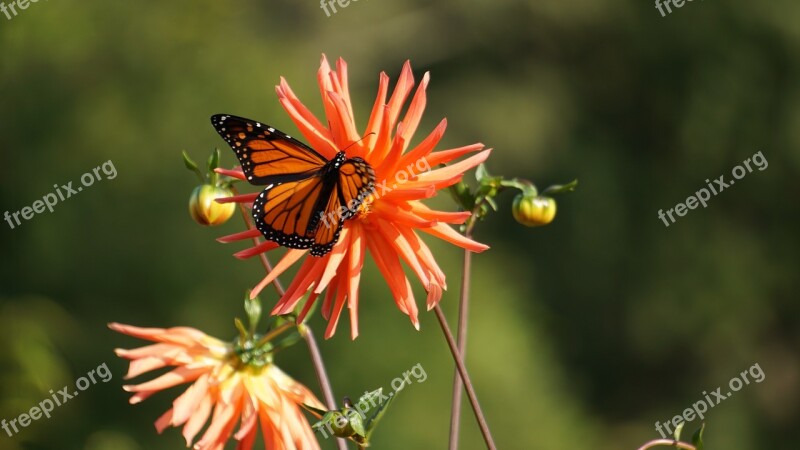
(211, 114), (375, 256)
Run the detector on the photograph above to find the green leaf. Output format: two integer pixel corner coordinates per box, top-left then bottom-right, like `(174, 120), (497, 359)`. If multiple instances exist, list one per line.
(182, 150), (206, 183)
(542, 179), (578, 195)
(691, 423), (705, 450)
(673, 421), (685, 441)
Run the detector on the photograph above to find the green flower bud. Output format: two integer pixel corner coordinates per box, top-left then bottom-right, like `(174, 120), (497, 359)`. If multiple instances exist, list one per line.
(188, 184), (235, 226)
(512, 194), (556, 227)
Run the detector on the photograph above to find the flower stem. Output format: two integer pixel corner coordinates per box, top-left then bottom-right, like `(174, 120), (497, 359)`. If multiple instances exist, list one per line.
(448, 222), (475, 450)
(433, 304), (496, 450)
(255, 321), (295, 348)
(233, 194), (347, 450)
(635, 439), (697, 450)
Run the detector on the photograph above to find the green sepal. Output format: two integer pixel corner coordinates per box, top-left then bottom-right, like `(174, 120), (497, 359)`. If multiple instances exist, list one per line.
(270, 330), (303, 354)
(363, 388), (396, 441)
(345, 408), (366, 438)
(475, 163), (490, 182)
(244, 294), (262, 335)
(182, 150), (206, 183)
(691, 423), (705, 450)
(208, 147), (221, 172)
(233, 318), (248, 344)
(301, 403), (328, 420)
(542, 179), (578, 195)
(673, 421), (684, 441)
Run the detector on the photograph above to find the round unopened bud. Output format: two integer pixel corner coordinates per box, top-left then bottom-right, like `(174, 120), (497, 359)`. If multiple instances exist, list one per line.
(189, 184), (236, 226)
(512, 194), (556, 227)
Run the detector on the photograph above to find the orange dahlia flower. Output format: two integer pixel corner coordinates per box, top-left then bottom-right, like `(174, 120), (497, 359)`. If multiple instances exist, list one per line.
(218, 56), (490, 339)
(109, 322), (323, 450)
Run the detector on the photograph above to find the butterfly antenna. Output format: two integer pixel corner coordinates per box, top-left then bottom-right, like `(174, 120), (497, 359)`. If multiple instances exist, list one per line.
(341, 132), (376, 153)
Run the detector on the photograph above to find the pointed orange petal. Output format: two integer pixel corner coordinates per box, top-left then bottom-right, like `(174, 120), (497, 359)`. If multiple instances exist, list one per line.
(155, 407), (174, 434)
(182, 391), (213, 445)
(372, 201), (437, 228)
(276, 78), (338, 159)
(326, 90), (360, 150)
(381, 186), (436, 202)
(385, 61), (415, 135)
(233, 240), (280, 260)
(374, 220), (430, 287)
(375, 125), (407, 180)
(364, 72), (389, 148)
(216, 228), (260, 243)
(271, 256), (325, 315)
(313, 226), (350, 294)
(214, 167), (246, 180)
(346, 226), (366, 339)
(123, 366), (207, 393)
(172, 374), (210, 427)
(397, 226), (447, 289)
(398, 71), (429, 149)
(215, 192), (258, 204)
(323, 267), (349, 339)
(250, 249), (308, 298)
(421, 222), (490, 253)
(408, 202), (472, 224)
(415, 149), (492, 184)
(424, 143), (485, 167)
(395, 118), (447, 173)
(296, 291), (321, 323)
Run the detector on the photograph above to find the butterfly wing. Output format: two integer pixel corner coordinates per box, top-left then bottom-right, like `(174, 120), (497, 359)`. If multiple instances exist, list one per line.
(307, 158), (375, 256)
(211, 114), (376, 257)
(251, 176), (334, 251)
(210, 114), (327, 184)
(338, 158), (376, 220)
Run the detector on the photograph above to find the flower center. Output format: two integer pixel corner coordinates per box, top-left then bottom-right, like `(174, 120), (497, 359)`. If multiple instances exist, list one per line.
(232, 335), (274, 369)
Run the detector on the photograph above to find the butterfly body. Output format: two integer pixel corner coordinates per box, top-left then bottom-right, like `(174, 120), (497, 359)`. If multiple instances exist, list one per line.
(211, 114), (375, 256)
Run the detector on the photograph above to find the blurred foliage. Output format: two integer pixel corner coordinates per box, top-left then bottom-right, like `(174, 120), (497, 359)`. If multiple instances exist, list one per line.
(1, 0), (799, 449)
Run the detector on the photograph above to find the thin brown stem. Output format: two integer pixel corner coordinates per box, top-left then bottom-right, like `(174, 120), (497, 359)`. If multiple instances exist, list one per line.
(635, 439), (696, 450)
(434, 304), (496, 450)
(231, 191), (346, 450)
(448, 222), (475, 450)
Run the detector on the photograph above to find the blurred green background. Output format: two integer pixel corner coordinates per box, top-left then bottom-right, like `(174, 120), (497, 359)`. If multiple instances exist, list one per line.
(1, 0), (799, 449)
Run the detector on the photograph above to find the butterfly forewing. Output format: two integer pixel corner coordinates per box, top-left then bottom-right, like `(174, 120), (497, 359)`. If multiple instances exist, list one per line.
(211, 114), (327, 184)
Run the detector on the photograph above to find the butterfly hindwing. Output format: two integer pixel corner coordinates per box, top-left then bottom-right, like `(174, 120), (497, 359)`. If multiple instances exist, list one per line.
(251, 176), (330, 250)
(338, 158), (375, 220)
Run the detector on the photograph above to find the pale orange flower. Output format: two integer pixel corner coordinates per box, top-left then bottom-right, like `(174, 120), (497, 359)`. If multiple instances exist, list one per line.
(109, 322), (323, 450)
(218, 56), (490, 339)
